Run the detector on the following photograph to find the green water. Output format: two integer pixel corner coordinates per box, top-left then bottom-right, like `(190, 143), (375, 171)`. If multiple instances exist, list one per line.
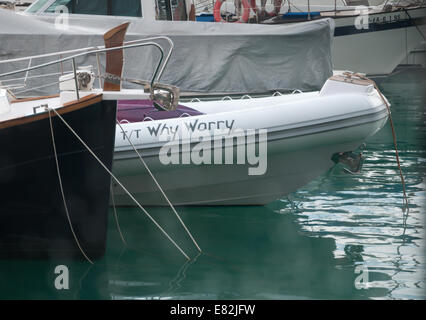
(0, 69), (425, 300)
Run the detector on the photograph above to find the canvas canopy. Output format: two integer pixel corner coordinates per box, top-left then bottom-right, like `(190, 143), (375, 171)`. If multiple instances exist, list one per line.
(0, 9), (335, 96)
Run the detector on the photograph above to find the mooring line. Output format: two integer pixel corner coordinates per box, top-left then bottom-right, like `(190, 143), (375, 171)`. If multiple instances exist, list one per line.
(348, 73), (410, 214)
(48, 107), (191, 261)
(116, 120), (203, 253)
(165, 252), (201, 295)
(48, 108), (94, 265)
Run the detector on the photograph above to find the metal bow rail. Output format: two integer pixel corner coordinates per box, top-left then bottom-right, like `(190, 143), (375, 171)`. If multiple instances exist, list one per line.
(0, 36), (175, 99)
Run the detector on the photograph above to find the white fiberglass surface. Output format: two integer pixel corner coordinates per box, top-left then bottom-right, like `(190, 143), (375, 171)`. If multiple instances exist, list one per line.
(0, 96), (61, 123)
(184, 92), (321, 114)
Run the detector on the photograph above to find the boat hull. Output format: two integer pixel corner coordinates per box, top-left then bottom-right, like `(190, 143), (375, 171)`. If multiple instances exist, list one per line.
(111, 91), (388, 206)
(0, 99), (117, 259)
(332, 7), (426, 75)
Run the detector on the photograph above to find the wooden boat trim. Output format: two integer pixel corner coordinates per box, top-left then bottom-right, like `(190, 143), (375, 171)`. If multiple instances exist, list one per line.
(10, 94), (60, 104)
(0, 93), (103, 130)
(103, 22), (130, 92)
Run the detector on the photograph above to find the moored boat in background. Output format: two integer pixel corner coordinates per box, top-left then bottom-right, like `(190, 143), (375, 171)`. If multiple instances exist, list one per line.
(1, 1), (335, 96)
(19, 0), (426, 78)
(111, 73), (389, 206)
(207, 0), (426, 75)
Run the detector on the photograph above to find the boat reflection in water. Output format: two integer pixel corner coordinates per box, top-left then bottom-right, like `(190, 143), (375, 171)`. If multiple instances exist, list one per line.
(0, 203), (391, 299)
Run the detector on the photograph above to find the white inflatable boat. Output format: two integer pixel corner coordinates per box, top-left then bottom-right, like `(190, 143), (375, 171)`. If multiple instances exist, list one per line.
(112, 74), (389, 206)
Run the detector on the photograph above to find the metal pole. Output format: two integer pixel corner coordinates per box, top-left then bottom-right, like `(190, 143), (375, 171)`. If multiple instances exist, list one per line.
(24, 58), (32, 88)
(166, 0), (173, 20)
(96, 53), (102, 89)
(72, 58), (79, 100)
(308, 0), (311, 20)
(59, 54), (64, 76)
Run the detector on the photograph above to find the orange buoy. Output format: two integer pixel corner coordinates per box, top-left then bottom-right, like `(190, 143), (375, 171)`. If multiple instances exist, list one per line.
(214, 0), (251, 23)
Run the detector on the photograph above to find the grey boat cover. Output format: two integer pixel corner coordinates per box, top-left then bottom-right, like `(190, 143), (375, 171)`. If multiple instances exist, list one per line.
(0, 9), (334, 96)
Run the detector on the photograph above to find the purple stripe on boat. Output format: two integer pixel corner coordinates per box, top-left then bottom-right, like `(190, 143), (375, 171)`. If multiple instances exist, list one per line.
(117, 100), (203, 123)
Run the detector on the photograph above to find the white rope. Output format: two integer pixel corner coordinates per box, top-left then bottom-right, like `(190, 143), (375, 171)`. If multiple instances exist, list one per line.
(48, 108), (94, 264)
(48, 107), (191, 260)
(116, 121), (202, 253)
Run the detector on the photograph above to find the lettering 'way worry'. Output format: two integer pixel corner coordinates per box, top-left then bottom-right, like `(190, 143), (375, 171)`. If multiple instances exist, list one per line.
(146, 119), (235, 139)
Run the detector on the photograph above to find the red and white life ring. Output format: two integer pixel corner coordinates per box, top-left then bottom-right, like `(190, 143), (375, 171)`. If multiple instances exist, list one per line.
(214, 0), (251, 23)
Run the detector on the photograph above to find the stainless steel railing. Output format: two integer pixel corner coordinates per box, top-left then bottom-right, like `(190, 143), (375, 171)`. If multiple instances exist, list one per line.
(0, 36), (174, 98)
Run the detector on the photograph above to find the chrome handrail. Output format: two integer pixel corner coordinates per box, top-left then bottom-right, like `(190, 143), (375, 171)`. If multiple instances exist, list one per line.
(0, 36), (174, 95)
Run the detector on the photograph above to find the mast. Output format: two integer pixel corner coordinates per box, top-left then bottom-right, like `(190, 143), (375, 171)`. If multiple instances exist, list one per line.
(143, 0), (157, 21)
(103, 22), (130, 92)
(308, 0), (311, 20)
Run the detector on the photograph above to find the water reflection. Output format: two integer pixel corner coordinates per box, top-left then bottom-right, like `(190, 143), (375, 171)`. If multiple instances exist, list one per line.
(99, 205), (374, 300)
(283, 69), (426, 300)
(0, 204), (384, 299)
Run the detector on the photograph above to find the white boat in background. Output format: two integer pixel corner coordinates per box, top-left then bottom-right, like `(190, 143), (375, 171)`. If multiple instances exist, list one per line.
(111, 73), (388, 206)
(314, 2), (426, 75)
(209, 0), (426, 75)
(200, 0), (386, 16)
(21, 0), (426, 76)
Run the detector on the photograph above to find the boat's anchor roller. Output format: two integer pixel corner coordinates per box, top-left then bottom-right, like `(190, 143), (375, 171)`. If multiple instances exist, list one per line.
(123, 78), (180, 111)
(150, 82), (180, 112)
(332, 149), (365, 174)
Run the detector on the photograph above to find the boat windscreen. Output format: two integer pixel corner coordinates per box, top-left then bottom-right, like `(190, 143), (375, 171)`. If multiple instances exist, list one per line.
(42, 0), (142, 17)
(26, 0), (51, 13)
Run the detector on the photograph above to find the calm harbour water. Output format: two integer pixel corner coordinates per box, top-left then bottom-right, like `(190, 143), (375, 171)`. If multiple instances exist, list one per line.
(0, 69), (425, 300)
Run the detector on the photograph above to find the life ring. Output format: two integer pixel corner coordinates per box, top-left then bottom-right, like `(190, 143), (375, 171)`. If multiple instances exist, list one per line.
(214, 0), (251, 23)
